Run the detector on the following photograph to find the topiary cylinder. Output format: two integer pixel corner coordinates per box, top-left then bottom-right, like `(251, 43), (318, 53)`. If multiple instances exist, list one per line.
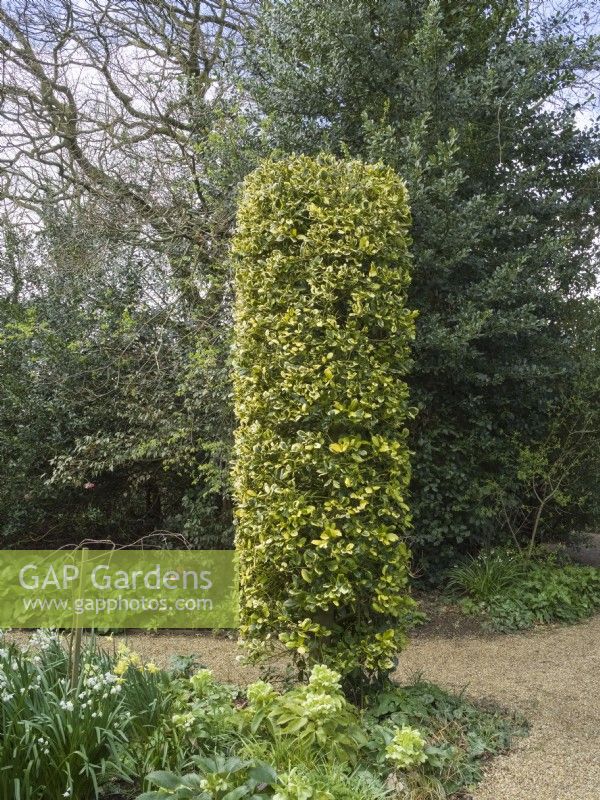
(232, 154), (416, 686)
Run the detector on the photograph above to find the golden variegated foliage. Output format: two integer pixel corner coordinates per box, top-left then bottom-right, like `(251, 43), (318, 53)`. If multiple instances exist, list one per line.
(232, 154), (417, 685)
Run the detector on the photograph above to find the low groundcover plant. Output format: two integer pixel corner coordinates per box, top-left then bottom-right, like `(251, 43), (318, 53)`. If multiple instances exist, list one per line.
(448, 548), (600, 632)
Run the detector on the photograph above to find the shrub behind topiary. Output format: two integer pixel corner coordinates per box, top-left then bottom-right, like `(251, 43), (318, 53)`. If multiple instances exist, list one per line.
(232, 154), (416, 688)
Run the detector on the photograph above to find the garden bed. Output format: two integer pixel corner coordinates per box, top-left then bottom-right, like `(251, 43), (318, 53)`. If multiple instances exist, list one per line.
(0, 630), (526, 800)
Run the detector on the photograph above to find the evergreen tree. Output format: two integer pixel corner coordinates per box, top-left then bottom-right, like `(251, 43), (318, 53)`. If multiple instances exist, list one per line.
(248, 0), (600, 569)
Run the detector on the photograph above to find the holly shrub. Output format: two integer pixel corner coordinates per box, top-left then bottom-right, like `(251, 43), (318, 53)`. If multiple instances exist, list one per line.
(231, 154), (416, 687)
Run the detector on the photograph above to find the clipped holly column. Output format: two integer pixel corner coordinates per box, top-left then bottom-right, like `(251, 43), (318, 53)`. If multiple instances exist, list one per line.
(232, 154), (417, 691)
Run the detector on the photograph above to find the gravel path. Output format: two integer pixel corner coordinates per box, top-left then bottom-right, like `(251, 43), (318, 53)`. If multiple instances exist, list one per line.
(569, 532), (600, 568)
(394, 615), (600, 800)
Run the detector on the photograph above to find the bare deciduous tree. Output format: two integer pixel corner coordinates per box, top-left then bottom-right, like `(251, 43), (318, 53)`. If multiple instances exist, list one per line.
(0, 0), (257, 303)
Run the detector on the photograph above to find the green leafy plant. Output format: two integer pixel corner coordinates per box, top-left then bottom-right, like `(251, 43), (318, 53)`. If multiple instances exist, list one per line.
(139, 759), (391, 800)
(0, 632), (527, 800)
(272, 764), (389, 800)
(183, 668), (240, 744)
(447, 549), (600, 632)
(118, 657), (191, 783)
(0, 634), (244, 798)
(364, 680), (526, 796)
(446, 549), (527, 602)
(138, 756), (279, 800)
(170, 654), (202, 677)
(245, 665), (366, 763)
(385, 726), (427, 770)
(232, 153), (417, 688)
(126, 665), (243, 787)
(481, 564), (600, 632)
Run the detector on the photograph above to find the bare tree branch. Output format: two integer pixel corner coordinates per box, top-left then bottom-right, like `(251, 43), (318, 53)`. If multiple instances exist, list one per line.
(0, 0), (257, 303)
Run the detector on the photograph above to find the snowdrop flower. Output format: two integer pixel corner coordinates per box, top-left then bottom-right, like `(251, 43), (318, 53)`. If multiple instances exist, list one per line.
(28, 630), (59, 653)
